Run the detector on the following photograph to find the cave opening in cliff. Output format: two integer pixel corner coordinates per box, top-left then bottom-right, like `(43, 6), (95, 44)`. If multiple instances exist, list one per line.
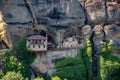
(0, 40), (9, 50)
(39, 30), (56, 49)
(39, 30), (55, 45)
(48, 7), (64, 20)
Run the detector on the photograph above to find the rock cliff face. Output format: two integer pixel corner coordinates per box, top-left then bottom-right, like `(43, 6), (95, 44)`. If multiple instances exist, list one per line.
(0, 0), (85, 45)
(0, 0), (120, 47)
(80, 0), (120, 48)
(0, 12), (11, 47)
(0, 0), (120, 77)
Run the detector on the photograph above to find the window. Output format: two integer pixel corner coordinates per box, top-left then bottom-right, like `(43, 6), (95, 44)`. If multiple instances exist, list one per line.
(43, 45), (45, 48)
(38, 45), (40, 48)
(35, 40), (37, 44)
(28, 40), (30, 42)
(33, 45), (35, 48)
(28, 40), (31, 44)
(28, 45), (30, 48)
(32, 40), (34, 44)
(41, 40), (45, 44)
(30, 40), (32, 44)
(78, 40), (81, 44)
(38, 40), (41, 44)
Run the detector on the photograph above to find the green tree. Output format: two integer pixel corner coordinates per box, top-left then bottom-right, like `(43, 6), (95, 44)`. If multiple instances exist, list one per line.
(0, 69), (4, 79)
(86, 39), (92, 57)
(3, 35), (36, 79)
(101, 41), (107, 53)
(4, 51), (18, 72)
(12, 35), (35, 78)
(101, 40), (114, 54)
(107, 40), (114, 53)
(52, 50), (87, 80)
(99, 41), (120, 80)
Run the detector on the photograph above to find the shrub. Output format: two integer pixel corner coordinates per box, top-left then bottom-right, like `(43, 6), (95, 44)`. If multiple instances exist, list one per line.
(1, 71), (24, 80)
(52, 49), (87, 80)
(51, 76), (61, 80)
(107, 40), (115, 53)
(4, 51), (18, 72)
(101, 42), (107, 53)
(0, 69), (4, 79)
(34, 77), (44, 80)
(100, 51), (120, 80)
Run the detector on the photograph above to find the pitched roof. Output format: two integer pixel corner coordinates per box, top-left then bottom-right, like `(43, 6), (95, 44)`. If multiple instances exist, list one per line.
(28, 35), (47, 40)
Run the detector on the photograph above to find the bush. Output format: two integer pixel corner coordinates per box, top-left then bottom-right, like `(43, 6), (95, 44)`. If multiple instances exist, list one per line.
(100, 50), (120, 80)
(13, 35), (36, 64)
(0, 69), (4, 79)
(51, 76), (61, 80)
(55, 57), (79, 68)
(101, 40), (115, 54)
(3, 51), (18, 72)
(34, 77), (44, 80)
(107, 40), (115, 53)
(1, 71), (24, 80)
(52, 49), (87, 80)
(101, 42), (107, 53)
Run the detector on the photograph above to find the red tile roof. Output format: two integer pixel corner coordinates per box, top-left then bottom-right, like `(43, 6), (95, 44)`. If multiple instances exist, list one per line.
(28, 35), (47, 40)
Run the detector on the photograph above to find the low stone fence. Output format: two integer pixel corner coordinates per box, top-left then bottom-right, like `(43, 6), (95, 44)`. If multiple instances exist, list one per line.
(47, 47), (81, 52)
